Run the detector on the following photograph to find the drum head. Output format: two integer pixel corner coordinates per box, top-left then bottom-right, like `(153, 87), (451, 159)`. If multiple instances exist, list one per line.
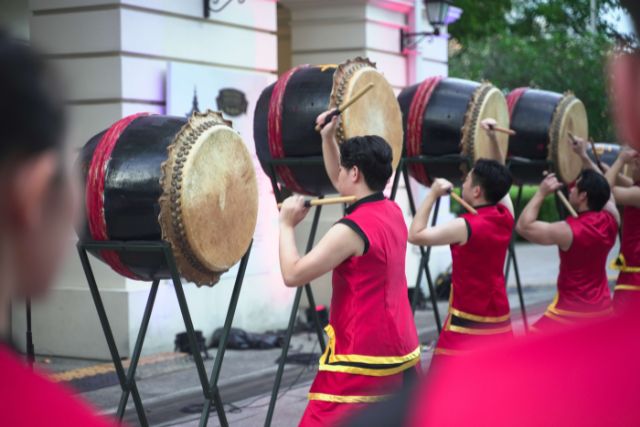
(465, 85), (510, 163)
(160, 111), (258, 286)
(550, 95), (588, 183)
(330, 58), (403, 172)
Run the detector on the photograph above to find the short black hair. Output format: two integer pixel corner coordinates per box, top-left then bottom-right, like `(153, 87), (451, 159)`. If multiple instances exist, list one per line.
(470, 159), (513, 204)
(0, 31), (65, 165)
(339, 135), (393, 192)
(576, 169), (611, 211)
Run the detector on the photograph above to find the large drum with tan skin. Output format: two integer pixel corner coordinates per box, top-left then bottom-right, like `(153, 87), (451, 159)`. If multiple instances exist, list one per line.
(398, 77), (510, 186)
(78, 111), (258, 286)
(507, 88), (588, 184)
(254, 57), (403, 196)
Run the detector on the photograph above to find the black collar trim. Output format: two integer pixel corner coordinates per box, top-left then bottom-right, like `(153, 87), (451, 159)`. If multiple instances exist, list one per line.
(472, 203), (496, 209)
(346, 192), (385, 214)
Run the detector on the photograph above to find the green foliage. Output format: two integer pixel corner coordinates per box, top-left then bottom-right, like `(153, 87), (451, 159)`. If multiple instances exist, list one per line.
(449, 0), (623, 44)
(447, 0), (511, 44)
(449, 31), (615, 141)
(448, 0), (624, 141)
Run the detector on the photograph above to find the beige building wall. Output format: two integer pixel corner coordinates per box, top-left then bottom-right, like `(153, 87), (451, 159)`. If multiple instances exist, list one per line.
(11, 0), (292, 360)
(6, 0), (451, 359)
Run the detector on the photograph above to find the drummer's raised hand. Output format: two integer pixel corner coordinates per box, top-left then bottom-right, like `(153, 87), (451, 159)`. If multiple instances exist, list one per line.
(431, 178), (454, 198)
(481, 118), (498, 138)
(568, 134), (588, 158)
(317, 109), (340, 138)
(619, 146), (639, 164)
(279, 195), (309, 227)
(538, 173), (563, 196)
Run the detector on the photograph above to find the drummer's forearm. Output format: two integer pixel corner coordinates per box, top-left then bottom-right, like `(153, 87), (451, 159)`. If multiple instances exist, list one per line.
(616, 173), (634, 188)
(279, 224), (302, 287)
(516, 192), (544, 235)
(322, 135), (341, 187)
(487, 133), (505, 165)
(606, 157), (626, 188)
(409, 192), (437, 241)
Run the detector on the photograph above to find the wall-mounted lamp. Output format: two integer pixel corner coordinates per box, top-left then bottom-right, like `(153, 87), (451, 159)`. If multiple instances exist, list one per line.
(401, 0), (454, 52)
(204, 0), (245, 18)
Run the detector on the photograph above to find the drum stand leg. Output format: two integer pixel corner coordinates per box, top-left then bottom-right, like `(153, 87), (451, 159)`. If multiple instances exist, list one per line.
(401, 165), (443, 333)
(197, 241), (252, 427)
(77, 244), (151, 426)
(26, 298), (35, 369)
(78, 241), (251, 427)
(504, 184), (529, 333)
(389, 158), (404, 201)
(264, 204), (325, 427)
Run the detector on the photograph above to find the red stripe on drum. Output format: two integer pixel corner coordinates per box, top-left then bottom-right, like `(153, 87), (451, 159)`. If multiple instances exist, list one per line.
(407, 76), (443, 186)
(86, 112), (149, 280)
(506, 87), (527, 118)
(267, 65), (309, 195)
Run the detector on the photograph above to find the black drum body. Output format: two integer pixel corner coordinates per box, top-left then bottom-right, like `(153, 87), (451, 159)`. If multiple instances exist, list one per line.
(254, 65), (336, 196)
(78, 115), (185, 280)
(399, 77), (509, 186)
(507, 88), (587, 184)
(589, 143), (620, 167)
(255, 58), (404, 196)
(399, 78), (480, 185)
(79, 112), (258, 286)
(508, 89), (560, 183)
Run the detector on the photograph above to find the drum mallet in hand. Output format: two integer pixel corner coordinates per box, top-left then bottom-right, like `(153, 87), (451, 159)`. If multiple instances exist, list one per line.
(278, 195), (358, 209)
(447, 190), (478, 215)
(488, 124), (517, 136)
(315, 83), (375, 132)
(543, 171), (578, 218)
(568, 131), (605, 173)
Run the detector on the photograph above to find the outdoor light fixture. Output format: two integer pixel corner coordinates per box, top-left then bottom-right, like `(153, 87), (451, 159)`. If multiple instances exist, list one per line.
(204, 0), (245, 18)
(401, 0), (454, 52)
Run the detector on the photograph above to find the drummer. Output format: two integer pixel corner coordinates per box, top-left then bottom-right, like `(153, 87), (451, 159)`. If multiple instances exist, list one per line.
(516, 138), (619, 331)
(408, 118), (515, 361)
(278, 110), (420, 426)
(598, 144), (640, 313)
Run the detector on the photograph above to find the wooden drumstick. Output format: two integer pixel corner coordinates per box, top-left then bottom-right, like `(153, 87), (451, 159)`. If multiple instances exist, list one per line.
(556, 190), (579, 218)
(589, 138), (607, 173)
(315, 83), (375, 132)
(542, 171), (578, 218)
(489, 124), (517, 136)
(447, 190), (478, 215)
(277, 195), (358, 209)
(568, 132), (605, 173)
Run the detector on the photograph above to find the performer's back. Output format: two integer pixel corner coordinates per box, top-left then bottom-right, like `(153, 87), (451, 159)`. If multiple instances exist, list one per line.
(534, 210), (617, 330)
(434, 204), (514, 358)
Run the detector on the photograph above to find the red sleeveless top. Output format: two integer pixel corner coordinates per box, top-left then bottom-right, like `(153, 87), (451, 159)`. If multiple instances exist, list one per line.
(320, 193), (420, 376)
(553, 211), (617, 314)
(449, 204), (514, 322)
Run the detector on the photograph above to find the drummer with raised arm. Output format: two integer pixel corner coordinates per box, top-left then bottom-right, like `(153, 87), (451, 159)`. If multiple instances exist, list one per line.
(599, 144), (640, 313)
(408, 118), (515, 363)
(516, 136), (619, 331)
(278, 110), (420, 427)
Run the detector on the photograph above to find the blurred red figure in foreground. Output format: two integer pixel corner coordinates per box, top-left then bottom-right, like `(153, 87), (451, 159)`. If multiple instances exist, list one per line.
(0, 31), (117, 426)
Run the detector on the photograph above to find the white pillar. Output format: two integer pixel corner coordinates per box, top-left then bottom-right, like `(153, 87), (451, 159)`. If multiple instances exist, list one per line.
(13, 0), (282, 359)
